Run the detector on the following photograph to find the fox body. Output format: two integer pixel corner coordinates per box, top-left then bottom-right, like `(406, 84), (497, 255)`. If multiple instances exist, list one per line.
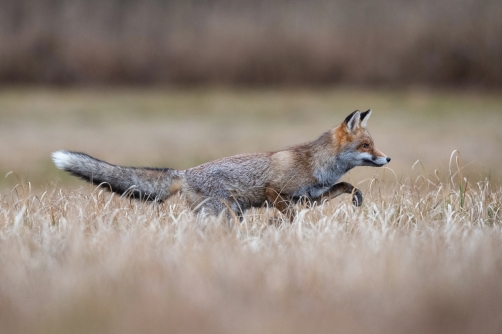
(52, 110), (390, 221)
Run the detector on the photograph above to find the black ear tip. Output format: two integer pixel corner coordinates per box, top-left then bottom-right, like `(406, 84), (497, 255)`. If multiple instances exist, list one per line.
(344, 110), (359, 124)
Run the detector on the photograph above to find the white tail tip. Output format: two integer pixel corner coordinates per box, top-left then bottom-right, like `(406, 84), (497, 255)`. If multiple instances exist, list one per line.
(52, 150), (72, 170)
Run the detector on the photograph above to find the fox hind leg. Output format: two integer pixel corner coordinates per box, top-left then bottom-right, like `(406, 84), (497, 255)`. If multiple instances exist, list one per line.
(265, 188), (296, 222)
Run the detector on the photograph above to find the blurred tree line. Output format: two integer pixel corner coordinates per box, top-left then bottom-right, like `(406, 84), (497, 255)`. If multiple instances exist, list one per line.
(0, 0), (501, 87)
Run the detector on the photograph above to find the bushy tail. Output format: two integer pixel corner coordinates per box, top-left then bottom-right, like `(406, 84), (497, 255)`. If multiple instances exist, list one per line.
(52, 151), (182, 202)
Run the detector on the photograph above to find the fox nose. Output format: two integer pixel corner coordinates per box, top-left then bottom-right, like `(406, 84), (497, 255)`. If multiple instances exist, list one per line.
(386, 157), (391, 162)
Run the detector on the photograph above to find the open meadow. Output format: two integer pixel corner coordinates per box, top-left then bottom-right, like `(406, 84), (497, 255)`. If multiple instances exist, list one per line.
(1, 87), (502, 333)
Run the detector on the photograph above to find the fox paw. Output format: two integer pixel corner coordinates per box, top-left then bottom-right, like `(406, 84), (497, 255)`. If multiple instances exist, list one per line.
(352, 189), (363, 207)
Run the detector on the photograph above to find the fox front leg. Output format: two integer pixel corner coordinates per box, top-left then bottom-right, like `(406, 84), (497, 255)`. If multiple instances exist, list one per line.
(313, 182), (363, 207)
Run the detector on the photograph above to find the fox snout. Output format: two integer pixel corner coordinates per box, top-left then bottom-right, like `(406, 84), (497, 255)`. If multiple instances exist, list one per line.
(374, 156), (391, 165)
(356, 152), (391, 167)
(365, 146), (390, 167)
(368, 155), (391, 166)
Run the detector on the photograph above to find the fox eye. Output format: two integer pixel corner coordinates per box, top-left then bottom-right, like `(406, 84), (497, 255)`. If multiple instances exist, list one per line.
(362, 143), (370, 149)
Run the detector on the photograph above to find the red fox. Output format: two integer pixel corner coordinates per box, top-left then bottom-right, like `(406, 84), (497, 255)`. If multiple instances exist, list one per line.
(52, 109), (390, 221)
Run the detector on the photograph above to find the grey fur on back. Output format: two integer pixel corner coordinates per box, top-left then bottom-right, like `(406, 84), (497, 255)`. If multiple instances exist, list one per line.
(183, 153), (272, 216)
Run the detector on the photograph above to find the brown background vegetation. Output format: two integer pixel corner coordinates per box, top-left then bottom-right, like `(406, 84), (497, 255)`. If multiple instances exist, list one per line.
(1, 0), (501, 87)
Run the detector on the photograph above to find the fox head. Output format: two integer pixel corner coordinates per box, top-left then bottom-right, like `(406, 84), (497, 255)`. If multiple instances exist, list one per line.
(334, 109), (391, 167)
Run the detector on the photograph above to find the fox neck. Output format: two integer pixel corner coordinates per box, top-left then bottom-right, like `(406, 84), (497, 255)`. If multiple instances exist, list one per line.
(313, 151), (355, 187)
(309, 131), (355, 187)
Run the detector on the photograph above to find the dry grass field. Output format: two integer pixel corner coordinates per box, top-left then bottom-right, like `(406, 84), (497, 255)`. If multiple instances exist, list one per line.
(1, 87), (502, 333)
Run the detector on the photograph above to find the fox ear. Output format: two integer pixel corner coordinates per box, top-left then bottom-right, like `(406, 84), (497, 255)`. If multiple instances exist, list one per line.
(344, 110), (361, 133)
(360, 109), (372, 128)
